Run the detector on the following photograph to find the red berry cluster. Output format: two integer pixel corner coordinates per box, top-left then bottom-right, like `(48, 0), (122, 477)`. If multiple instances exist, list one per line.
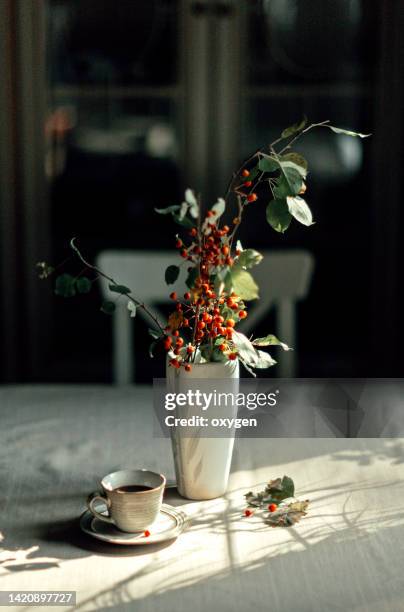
(237, 169), (258, 204)
(162, 200), (251, 371)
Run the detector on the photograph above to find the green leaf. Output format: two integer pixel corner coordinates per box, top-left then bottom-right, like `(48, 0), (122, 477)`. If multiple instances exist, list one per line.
(278, 165), (303, 196)
(109, 284), (131, 295)
(214, 268), (233, 296)
(247, 165), (260, 181)
(148, 328), (161, 340)
(266, 199), (292, 233)
(172, 213), (194, 228)
(281, 152), (308, 172)
(55, 274), (76, 298)
(76, 277), (92, 294)
(281, 117), (307, 139)
(286, 196), (314, 226)
(328, 126), (371, 138)
(231, 268), (259, 301)
(186, 267), (199, 289)
(155, 205), (180, 215)
(236, 249), (263, 269)
(101, 300), (115, 314)
(149, 340), (158, 358)
(258, 157), (279, 173)
(165, 265), (180, 285)
(279, 159), (307, 179)
(252, 335), (292, 351)
(245, 475), (296, 508)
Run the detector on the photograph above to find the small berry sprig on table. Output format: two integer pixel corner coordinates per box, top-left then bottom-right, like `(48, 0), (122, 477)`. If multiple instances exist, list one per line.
(243, 475), (310, 527)
(37, 118), (369, 375)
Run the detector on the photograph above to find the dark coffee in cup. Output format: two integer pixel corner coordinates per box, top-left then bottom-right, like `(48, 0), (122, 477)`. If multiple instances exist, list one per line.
(114, 485), (153, 493)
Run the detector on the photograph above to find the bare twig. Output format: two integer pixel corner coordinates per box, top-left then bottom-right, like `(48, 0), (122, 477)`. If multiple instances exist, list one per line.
(70, 238), (165, 333)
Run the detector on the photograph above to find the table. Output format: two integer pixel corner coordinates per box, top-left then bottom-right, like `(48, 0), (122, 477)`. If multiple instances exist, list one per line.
(1, 385), (404, 611)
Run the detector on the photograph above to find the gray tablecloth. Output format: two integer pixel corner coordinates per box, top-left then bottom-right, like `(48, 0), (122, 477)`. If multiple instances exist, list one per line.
(1, 385), (404, 611)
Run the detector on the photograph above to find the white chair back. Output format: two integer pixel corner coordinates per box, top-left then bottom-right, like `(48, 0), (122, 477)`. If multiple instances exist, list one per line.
(96, 249), (314, 383)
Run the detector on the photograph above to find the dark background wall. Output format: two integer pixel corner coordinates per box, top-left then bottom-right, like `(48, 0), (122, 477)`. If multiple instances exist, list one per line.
(1, 0), (403, 383)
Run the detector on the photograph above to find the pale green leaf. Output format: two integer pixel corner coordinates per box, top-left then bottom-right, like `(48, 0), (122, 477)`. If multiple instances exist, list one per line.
(253, 350), (277, 368)
(281, 152), (308, 172)
(231, 268), (259, 301)
(279, 159), (307, 179)
(211, 197), (226, 219)
(328, 126), (371, 138)
(252, 334), (292, 351)
(155, 204), (180, 215)
(232, 331), (260, 365)
(286, 196), (314, 226)
(236, 248), (263, 269)
(281, 117), (307, 139)
(127, 301), (137, 318)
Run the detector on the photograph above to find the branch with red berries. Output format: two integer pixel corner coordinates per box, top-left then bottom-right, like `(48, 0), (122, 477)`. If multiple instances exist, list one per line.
(37, 119), (369, 375)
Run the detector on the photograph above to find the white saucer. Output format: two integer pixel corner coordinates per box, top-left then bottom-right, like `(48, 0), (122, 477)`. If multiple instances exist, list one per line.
(80, 503), (189, 545)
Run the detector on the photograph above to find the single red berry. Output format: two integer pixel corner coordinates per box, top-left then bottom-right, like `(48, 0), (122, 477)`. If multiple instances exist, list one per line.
(242, 169), (250, 178)
(185, 364), (192, 372)
(247, 193), (258, 202)
(268, 503), (278, 512)
(184, 292), (191, 300)
(189, 227), (197, 237)
(228, 352), (237, 360)
(221, 245), (229, 256)
(183, 318), (189, 327)
(186, 345), (195, 354)
(197, 321), (206, 330)
(169, 291), (177, 300)
(175, 239), (182, 249)
(180, 249), (188, 258)
(173, 330), (180, 337)
(244, 180), (252, 187)
(244, 509), (252, 517)
(144, 529), (151, 537)
(226, 319), (235, 328)
(176, 337), (184, 347)
(238, 310), (247, 319)
(206, 210), (214, 218)
(218, 343), (226, 352)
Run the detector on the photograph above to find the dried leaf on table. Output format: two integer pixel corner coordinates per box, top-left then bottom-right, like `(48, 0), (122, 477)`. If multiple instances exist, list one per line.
(266, 500), (310, 527)
(245, 475), (295, 507)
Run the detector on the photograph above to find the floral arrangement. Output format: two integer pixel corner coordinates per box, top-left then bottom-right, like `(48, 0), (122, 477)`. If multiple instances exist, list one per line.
(38, 119), (369, 374)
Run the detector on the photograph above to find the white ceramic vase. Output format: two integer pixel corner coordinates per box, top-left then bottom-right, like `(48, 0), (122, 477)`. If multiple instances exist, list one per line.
(166, 359), (239, 500)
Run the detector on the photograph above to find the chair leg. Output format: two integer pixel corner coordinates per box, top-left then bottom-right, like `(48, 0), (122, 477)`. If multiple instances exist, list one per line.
(277, 299), (297, 378)
(113, 308), (134, 385)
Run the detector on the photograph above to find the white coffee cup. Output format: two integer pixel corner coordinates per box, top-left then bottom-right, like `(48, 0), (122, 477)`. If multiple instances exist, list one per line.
(87, 469), (166, 533)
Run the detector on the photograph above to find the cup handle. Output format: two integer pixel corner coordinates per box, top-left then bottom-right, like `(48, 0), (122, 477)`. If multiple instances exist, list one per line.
(87, 491), (114, 524)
